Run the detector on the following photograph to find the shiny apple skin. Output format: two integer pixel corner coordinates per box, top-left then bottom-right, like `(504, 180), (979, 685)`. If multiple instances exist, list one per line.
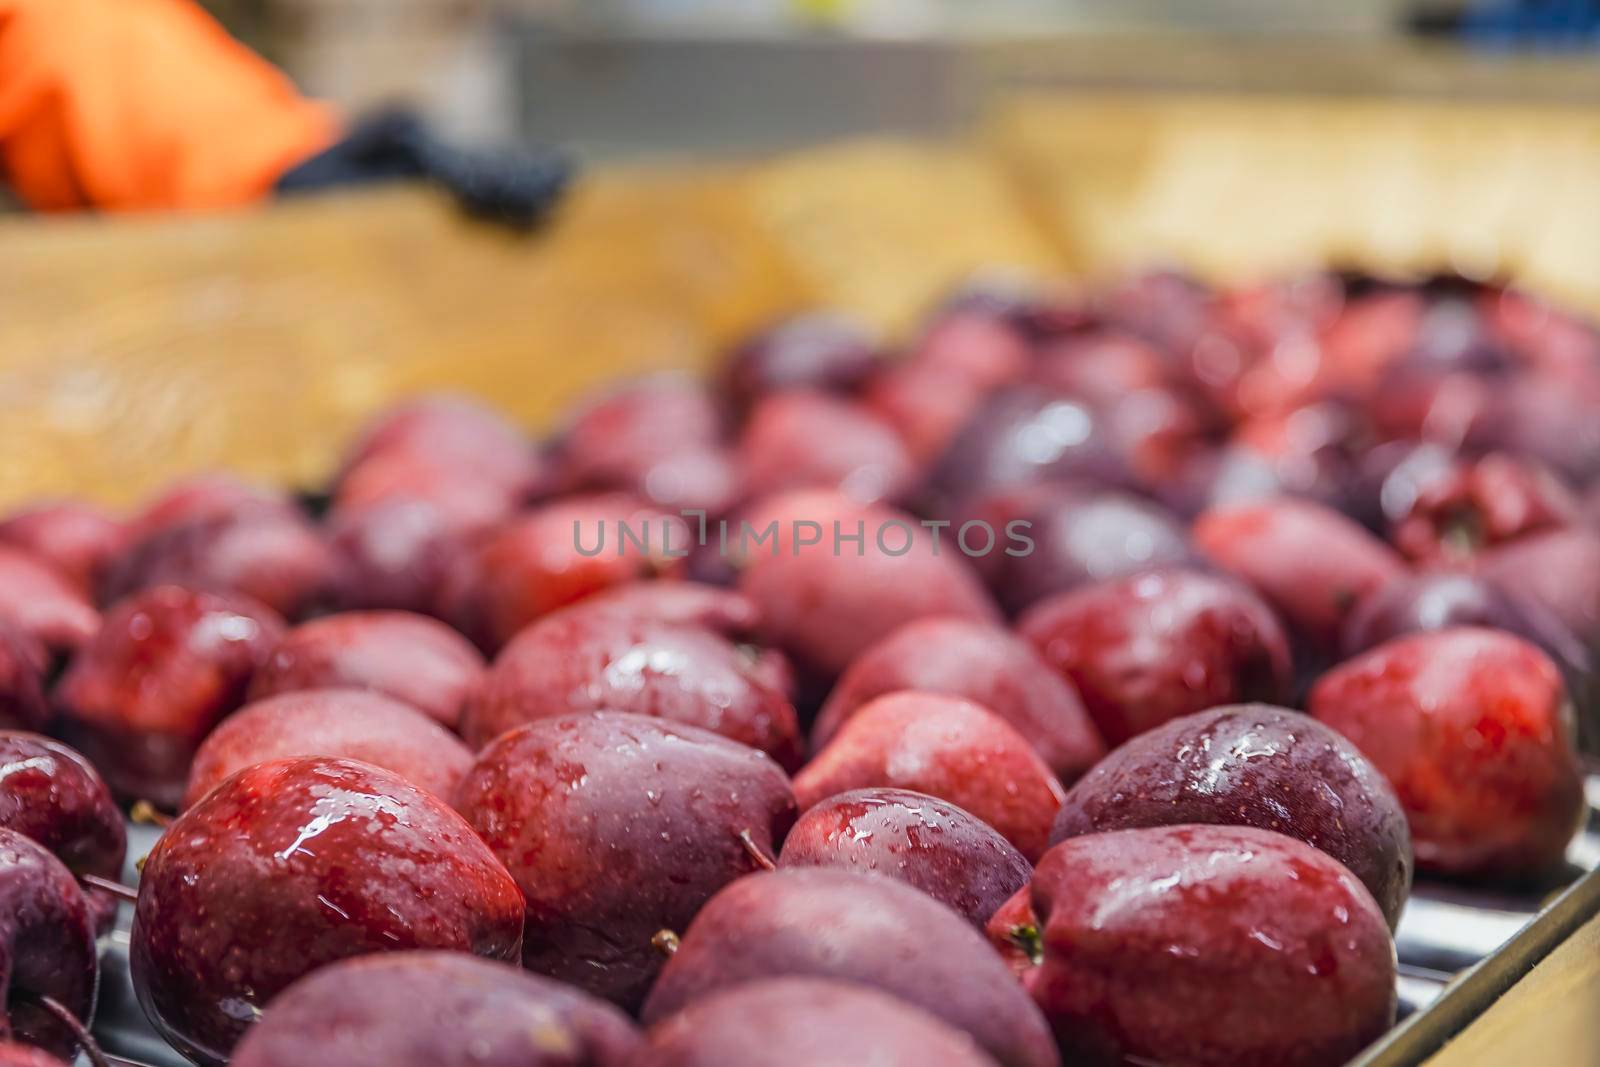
(461, 607), (802, 769)
(229, 952), (642, 1067)
(0, 829), (98, 1062)
(454, 712), (796, 1010)
(794, 692), (1064, 862)
(778, 787), (1030, 926)
(0, 733), (126, 933)
(638, 977), (999, 1067)
(1027, 825), (1396, 1067)
(1308, 627), (1585, 881)
(52, 585), (285, 809)
(1049, 705), (1412, 928)
(131, 757), (524, 1065)
(1019, 568), (1293, 747)
(812, 616), (1104, 782)
(247, 610), (484, 729)
(641, 869), (1060, 1067)
(183, 688), (473, 809)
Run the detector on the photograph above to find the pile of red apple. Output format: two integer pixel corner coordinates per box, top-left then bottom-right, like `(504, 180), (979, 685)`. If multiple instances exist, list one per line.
(0, 269), (1593, 1067)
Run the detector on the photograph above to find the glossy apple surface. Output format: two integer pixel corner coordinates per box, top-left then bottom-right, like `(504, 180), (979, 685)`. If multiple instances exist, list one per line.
(454, 712), (796, 1009)
(131, 757), (524, 1064)
(230, 952), (641, 1067)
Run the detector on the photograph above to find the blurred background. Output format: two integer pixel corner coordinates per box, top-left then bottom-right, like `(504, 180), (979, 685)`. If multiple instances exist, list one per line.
(2, 0), (1598, 505)
(196, 0), (1600, 153)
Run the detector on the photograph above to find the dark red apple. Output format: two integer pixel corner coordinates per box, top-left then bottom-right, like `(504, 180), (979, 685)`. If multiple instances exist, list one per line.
(1480, 527), (1600, 650)
(734, 490), (1000, 679)
(441, 494), (688, 650)
(1338, 569), (1597, 732)
(1018, 568), (1293, 747)
(1026, 825), (1395, 1067)
(1308, 627), (1584, 880)
(461, 607), (802, 768)
(0, 733), (126, 933)
(248, 611), (484, 728)
(0, 502), (127, 594)
(555, 377), (736, 514)
(1389, 452), (1576, 563)
(127, 473), (296, 542)
(132, 757), (524, 1065)
(923, 386), (1132, 514)
(325, 496), (483, 615)
(184, 688), (473, 809)
(990, 487), (1195, 613)
(453, 712), (796, 1009)
(335, 394), (542, 503)
(229, 952), (642, 1067)
(557, 581), (761, 639)
(53, 585), (285, 808)
(1193, 497), (1407, 651)
(101, 508), (335, 620)
(778, 787), (1030, 926)
(0, 548), (98, 657)
(1050, 705), (1412, 928)
(0, 830), (98, 1062)
(864, 361), (990, 464)
(639, 977), (999, 1067)
(641, 869), (1059, 1067)
(812, 617), (1103, 782)
(794, 692), (1064, 862)
(719, 312), (882, 414)
(737, 391), (916, 506)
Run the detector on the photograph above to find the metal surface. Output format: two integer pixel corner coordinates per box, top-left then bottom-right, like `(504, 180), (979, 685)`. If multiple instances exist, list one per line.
(87, 783), (1600, 1066)
(504, 27), (1600, 161)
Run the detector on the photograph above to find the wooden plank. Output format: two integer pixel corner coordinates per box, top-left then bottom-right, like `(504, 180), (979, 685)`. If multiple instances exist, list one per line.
(0, 143), (1053, 507)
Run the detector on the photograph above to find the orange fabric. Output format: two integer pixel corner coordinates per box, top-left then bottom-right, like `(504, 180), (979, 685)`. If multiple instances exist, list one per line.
(0, 0), (340, 211)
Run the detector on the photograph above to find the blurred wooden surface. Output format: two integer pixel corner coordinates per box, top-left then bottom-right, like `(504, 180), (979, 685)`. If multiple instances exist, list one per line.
(2, 91), (1599, 509)
(992, 93), (1600, 309)
(1424, 908), (1600, 1066)
(0, 143), (1051, 507)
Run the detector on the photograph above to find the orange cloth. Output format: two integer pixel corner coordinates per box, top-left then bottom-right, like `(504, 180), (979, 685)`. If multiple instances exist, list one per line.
(0, 0), (340, 211)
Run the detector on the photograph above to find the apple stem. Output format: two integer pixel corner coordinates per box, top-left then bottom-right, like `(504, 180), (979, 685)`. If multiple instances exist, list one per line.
(78, 873), (138, 904)
(28, 992), (111, 1067)
(129, 800), (172, 828)
(737, 829), (777, 872)
(1007, 924), (1044, 967)
(651, 929), (681, 957)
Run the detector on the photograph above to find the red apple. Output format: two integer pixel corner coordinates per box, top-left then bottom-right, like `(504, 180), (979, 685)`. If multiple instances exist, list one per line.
(641, 869), (1059, 1067)
(0, 733), (126, 933)
(1308, 627), (1584, 880)
(0, 502), (127, 594)
(230, 952), (642, 1067)
(184, 688), (473, 809)
(462, 605), (802, 767)
(639, 977), (998, 1067)
(454, 712), (795, 1008)
(778, 787), (1031, 926)
(53, 585), (285, 808)
(248, 611), (483, 729)
(132, 757), (524, 1065)
(812, 617), (1103, 782)
(1193, 497), (1406, 651)
(1018, 568), (1293, 747)
(1050, 705), (1412, 928)
(735, 490), (999, 680)
(795, 692), (1064, 861)
(0, 548), (98, 657)
(1026, 825), (1395, 1067)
